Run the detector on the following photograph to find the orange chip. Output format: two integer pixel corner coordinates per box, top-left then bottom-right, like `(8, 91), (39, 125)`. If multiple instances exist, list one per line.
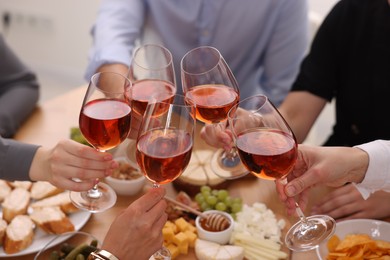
(328, 235), (341, 252)
(336, 234), (373, 251)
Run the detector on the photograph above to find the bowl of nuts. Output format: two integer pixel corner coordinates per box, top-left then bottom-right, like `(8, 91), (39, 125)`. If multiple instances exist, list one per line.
(105, 157), (145, 196)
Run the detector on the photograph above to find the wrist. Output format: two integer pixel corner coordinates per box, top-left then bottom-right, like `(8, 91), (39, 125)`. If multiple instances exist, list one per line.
(88, 249), (119, 260)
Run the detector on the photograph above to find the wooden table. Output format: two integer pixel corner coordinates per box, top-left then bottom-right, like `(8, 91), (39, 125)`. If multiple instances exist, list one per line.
(15, 86), (328, 259)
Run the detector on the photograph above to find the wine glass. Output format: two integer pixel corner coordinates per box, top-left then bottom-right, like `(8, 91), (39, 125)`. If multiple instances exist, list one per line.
(180, 46), (247, 179)
(128, 43), (176, 116)
(136, 94), (195, 258)
(136, 94), (195, 187)
(227, 94), (336, 252)
(70, 71), (132, 213)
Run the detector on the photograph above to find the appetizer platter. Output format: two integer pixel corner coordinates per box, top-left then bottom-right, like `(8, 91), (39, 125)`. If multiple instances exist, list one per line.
(0, 180), (91, 257)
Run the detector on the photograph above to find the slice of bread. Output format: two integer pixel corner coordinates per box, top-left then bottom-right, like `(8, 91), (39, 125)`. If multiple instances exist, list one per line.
(0, 219), (7, 246)
(3, 215), (34, 254)
(1, 188), (31, 223)
(8, 181), (32, 190)
(29, 206), (75, 234)
(0, 180), (11, 202)
(30, 191), (78, 214)
(30, 181), (63, 200)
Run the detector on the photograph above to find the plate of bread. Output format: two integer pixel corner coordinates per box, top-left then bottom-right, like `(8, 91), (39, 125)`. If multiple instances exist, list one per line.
(0, 180), (91, 257)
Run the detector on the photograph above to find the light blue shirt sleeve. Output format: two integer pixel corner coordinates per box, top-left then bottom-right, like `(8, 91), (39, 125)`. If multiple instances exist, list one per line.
(85, 0), (308, 106)
(353, 140), (390, 199)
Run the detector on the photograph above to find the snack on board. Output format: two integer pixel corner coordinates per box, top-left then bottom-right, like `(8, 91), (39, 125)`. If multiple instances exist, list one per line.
(30, 181), (63, 200)
(3, 215), (34, 254)
(0, 180), (11, 202)
(326, 234), (390, 260)
(29, 206), (75, 234)
(1, 187), (30, 223)
(195, 239), (244, 260)
(173, 150), (228, 196)
(30, 191), (79, 214)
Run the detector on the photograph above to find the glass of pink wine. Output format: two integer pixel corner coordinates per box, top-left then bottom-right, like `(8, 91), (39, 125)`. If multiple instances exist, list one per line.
(127, 43), (176, 116)
(70, 71), (132, 213)
(181, 46), (247, 179)
(136, 94), (194, 259)
(227, 94), (336, 252)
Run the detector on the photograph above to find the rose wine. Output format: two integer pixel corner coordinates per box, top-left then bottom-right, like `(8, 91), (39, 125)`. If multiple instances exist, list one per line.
(236, 128), (297, 180)
(136, 128), (193, 185)
(185, 84), (239, 124)
(130, 79), (176, 115)
(79, 98), (131, 151)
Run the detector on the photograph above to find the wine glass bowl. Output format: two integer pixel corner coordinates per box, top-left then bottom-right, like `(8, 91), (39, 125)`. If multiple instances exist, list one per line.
(128, 44), (176, 116)
(136, 94), (195, 187)
(227, 94), (335, 252)
(70, 71), (132, 213)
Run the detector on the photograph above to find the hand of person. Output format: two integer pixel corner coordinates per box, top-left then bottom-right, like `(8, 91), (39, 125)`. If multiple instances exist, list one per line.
(199, 123), (232, 150)
(101, 187), (168, 260)
(29, 139), (118, 191)
(311, 184), (390, 221)
(277, 144), (369, 215)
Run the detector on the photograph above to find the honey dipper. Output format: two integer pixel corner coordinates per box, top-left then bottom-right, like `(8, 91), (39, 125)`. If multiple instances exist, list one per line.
(164, 196), (231, 231)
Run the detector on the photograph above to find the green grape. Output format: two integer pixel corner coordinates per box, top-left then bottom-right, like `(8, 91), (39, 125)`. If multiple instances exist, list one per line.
(206, 195), (218, 206)
(231, 203), (242, 213)
(232, 197), (242, 205)
(195, 193), (205, 204)
(200, 185), (211, 193)
(217, 189), (229, 201)
(201, 190), (211, 199)
(224, 196), (233, 207)
(215, 202), (227, 212)
(211, 189), (219, 196)
(200, 202), (210, 211)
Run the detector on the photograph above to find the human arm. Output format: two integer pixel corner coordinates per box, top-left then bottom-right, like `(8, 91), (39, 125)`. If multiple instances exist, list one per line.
(0, 35), (39, 137)
(100, 187), (168, 260)
(278, 91), (327, 143)
(84, 0), (144, 80)
(0, 137), (118, 191)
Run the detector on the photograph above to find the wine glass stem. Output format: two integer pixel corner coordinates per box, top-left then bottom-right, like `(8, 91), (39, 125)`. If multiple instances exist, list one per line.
(87, 178), (102, 199)
(295, 202), (309, 225)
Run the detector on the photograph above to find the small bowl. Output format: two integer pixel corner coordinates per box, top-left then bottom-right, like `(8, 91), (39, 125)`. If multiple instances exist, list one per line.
(34, 231), (100, 260)
(105, 157), (145, 196)
(195, 210), (234, 245)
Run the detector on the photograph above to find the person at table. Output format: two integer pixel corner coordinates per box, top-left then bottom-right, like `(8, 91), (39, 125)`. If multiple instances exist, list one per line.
(201, 0), (390, 221)
(0, 137), (118, 191)
(0, 34), (39, 138)
(85, 0), (308, 107)
(277, 140), (390, 217)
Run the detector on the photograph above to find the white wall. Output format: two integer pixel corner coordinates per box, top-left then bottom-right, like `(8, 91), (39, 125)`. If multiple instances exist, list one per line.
(0, 0), (100, 95)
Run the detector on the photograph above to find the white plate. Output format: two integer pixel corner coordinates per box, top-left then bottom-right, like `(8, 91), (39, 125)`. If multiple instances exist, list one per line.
(316, 219), (390, 260)
(0, 210), (91, 257)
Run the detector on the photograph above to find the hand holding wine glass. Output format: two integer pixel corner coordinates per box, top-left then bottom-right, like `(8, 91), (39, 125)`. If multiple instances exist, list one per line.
(227, 94), (335, 252)
(70, 71), (132, 213)
(181, 46), (247, 179)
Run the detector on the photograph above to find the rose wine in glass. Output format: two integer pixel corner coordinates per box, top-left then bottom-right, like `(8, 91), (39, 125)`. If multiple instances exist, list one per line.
(136, 95), (195, 187)
(128, 44), (176, 116)
(228, 94), (335, 252)
(136, 95), (195, 258)
(70, 71), (132, 213)
(181, 46), (247, 179)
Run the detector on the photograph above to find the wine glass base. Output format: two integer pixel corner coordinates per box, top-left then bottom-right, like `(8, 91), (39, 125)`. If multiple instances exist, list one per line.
(285, 215), (336, 252)
(69, 182), (117, 213)
(210, 148), (249, 179)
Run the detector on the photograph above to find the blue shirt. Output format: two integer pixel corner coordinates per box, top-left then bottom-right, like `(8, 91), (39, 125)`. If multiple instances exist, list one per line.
(86, 0), (308, 106)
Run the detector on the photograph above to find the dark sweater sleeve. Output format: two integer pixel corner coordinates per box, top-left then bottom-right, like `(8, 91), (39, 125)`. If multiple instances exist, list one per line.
(0, 137), (40, 181)
(0, 34), (40, 138)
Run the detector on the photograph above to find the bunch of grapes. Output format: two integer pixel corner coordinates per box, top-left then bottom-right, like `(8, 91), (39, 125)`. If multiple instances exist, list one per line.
(195, 185), (243, 219)
(70, 127), (91, 147)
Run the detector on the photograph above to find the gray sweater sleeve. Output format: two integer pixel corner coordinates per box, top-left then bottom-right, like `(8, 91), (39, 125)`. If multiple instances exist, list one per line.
(0, 136), (40, 181)
(0, 34), (40, 138)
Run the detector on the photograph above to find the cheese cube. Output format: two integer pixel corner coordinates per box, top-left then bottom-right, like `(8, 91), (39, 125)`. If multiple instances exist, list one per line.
(173, 232), (189, 254)
(162, 227), (175, 242)
(166, 243), (180, 259)
(174, 217), (189, 232)
(184, 230), (197, 247)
